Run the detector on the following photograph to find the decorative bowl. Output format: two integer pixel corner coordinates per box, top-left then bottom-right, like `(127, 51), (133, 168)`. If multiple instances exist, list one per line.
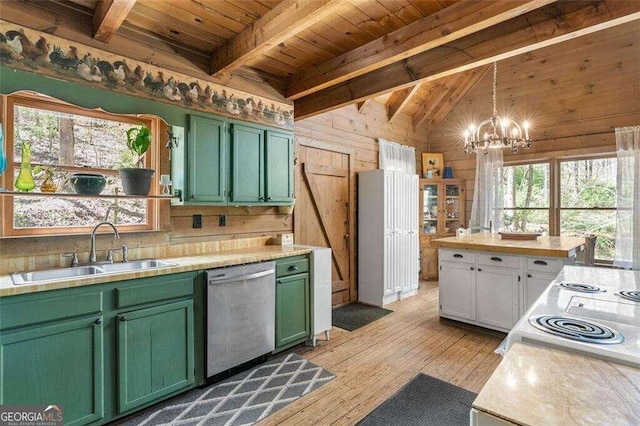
(70, 173), (106, 195)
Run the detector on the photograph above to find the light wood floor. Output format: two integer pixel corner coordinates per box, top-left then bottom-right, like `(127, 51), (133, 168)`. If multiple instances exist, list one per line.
(259, 282), (505, 426)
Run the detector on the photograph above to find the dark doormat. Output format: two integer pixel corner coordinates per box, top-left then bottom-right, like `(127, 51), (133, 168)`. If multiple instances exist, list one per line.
(332, 302), (392, 331)
(115, 353), (334, 426)
(357, 374), (476, 426)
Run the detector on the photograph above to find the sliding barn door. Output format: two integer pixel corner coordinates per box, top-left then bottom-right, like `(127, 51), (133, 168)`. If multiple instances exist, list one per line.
(295, 142), (354, 307)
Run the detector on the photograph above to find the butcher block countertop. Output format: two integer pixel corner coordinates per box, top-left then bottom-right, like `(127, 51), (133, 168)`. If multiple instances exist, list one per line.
(0, 245), (313, 297)
(473, 342), (640, 425)
(433, 234), (584, 258)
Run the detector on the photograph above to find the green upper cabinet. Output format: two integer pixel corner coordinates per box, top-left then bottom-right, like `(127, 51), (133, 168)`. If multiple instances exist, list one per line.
(173, 114), (293, 206)
(231, 123), (265, 204)
(0, 316), (104, 426)
(186, 115), (227, 204)
(265, 130), (294, 203)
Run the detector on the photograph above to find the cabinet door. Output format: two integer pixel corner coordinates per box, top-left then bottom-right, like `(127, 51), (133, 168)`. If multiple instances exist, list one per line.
(276, 273), (310, 348)
(384, 232), (395, 296)
(117, 300), (194, 413)
(477, 267), (520, 330)
(439, 261), (476, 321)
(188, 115), (227, 203)
(231, 123), (264, 204)
(524, 272), (556, 314)
(265, 130), (294, 203)
(1, 316), (104, 426)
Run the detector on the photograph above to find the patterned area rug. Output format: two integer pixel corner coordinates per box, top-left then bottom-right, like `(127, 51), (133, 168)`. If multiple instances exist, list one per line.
(117, 353), (334, 426)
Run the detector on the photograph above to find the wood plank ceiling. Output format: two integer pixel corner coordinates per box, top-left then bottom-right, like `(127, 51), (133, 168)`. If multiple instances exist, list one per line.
(9, 0), (640, 135)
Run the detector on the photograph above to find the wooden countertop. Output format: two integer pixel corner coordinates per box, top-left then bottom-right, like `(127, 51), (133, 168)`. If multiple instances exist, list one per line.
(0, 245), (314, 297)
(473, 342), (640, 425)
(433, 234), (584, 257)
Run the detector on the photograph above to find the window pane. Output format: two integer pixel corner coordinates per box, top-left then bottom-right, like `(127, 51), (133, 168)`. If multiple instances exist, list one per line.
(560, 158), (616, 208)
(14, 195), (147, 228)
(500, 209), (549, 234)
(501, 163), (549, 208)
(560, 210), (616, 260)
(14, 105), (137, 169)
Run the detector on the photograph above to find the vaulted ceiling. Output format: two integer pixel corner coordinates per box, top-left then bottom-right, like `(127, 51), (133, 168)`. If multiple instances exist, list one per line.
(3, 0), (640, 134)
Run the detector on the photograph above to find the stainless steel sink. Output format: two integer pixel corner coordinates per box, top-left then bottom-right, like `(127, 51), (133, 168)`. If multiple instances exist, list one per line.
(11, 265), (104, 285)
(11, 259), (178, 285)
(100, 259), (177, 273)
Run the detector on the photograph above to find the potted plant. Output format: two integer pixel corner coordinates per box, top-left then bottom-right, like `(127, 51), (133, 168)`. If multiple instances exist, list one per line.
(119, 124), (155, 195)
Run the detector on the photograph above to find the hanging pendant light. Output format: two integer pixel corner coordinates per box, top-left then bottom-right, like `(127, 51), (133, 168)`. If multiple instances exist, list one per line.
(463, 62), (532, 155)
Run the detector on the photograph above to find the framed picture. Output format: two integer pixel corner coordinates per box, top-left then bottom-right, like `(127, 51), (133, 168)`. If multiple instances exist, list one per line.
(422, 153), (444, 178)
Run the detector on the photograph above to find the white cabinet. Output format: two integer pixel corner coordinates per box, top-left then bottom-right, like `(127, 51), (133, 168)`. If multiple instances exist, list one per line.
(358, 170), (419, 307)
(439, 261), (476, 320)
(477, 267), (520, 330)
(309, 248), (332, 346)
(521, 255), (568, 315)
(439, 248), (574, 332)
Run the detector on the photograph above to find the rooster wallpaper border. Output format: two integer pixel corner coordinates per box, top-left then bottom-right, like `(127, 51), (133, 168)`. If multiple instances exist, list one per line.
(0, 21), (294, 131)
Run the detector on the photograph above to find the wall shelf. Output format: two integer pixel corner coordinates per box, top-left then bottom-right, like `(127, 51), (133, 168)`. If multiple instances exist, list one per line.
(0, 191), (177, 200)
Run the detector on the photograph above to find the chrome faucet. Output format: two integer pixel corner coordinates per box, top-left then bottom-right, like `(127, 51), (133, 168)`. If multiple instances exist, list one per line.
(90, 222), (120, 263)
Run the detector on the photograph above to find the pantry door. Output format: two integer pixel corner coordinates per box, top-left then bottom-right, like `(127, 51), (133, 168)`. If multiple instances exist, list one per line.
(294, 139), (355, 307)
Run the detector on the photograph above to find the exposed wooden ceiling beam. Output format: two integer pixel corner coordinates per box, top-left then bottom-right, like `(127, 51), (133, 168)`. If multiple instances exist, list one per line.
(210, 0), (345, 78)
(419, 65), (491, 133)
(93, 0), (137, 43)
(387, 85), (421, 122)
(356, 99), (373, 113)
(286, 0), (557, 100)
(294, 0), (640, 120)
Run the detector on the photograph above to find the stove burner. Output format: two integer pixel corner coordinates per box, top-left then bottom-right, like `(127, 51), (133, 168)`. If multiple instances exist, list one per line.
(558, 282), (606, 293)
(616, 290), (640, 303)
(529, 315), (624, 345)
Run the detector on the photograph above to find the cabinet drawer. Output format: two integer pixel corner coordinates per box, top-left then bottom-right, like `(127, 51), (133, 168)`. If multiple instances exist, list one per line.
(276, 257), (309, 277)
(478, 253), (519, 269)
(526, 257), (564, 274)
(439, 249), (475, 264)
(115, 274), (194, 308)
(0, 291), (102, 330)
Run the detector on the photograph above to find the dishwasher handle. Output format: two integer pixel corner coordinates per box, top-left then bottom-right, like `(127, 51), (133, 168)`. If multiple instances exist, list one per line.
(208, 269), (274, 285)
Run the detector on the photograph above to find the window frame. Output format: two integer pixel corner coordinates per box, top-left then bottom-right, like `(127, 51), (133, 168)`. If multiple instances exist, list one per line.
(1, 92), (161, 237)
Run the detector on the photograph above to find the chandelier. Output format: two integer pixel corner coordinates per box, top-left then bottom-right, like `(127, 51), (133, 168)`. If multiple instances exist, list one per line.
(463, 62), (531, 154)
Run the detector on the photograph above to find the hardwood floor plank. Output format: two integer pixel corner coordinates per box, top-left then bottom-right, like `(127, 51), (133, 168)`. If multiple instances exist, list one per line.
(258, 282), (503, 425)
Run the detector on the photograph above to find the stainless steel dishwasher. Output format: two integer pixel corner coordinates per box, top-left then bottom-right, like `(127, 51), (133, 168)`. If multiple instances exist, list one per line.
(206, 261), (275, 377)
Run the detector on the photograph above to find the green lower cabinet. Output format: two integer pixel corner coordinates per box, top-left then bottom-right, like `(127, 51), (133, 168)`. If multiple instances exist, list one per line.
(0, 316), (104, 426)
(275, 273), (310, 350)
(117, 299), (194, 414)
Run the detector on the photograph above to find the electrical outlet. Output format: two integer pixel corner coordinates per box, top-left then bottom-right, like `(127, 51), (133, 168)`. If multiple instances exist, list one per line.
(219, 214), (227, 227)
(192, 214), (202, 228)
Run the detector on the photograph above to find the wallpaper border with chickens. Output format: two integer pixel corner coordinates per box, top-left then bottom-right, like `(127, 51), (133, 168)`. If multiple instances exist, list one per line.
(0, 22), (294, 131)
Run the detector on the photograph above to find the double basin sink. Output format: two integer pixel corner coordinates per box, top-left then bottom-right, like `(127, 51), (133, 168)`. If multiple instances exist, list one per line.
(11, 259), (177, 285)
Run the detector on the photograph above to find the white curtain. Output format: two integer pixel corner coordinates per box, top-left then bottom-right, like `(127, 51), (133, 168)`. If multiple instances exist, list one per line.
(470, 149), (504, 232)
(614, 126), (640, 269)
(378, 138), (416, 174)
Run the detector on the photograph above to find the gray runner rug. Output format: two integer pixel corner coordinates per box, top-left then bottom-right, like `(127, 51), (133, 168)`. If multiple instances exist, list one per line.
(357, 374), (476, 426)
(117, 353), (334, 426)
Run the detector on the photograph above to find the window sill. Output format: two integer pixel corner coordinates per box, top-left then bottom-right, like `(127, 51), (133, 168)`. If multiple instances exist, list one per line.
(0, 191), (177, 200)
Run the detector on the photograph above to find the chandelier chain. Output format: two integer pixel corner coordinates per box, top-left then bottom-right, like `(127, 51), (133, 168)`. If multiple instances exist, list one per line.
(492, 62), (498, 118)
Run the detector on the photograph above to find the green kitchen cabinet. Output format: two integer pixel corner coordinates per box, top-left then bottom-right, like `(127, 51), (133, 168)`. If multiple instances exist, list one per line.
(117, 299), (194, 413)
(0, 316), (104, 426)
(231, 123), (265, 204)
(274, 256), (310, 351)
(186, 115), (227, 204)
(265, 130), (294, 204)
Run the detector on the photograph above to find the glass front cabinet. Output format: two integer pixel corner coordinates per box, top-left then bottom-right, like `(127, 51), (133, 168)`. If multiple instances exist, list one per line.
(419, 178), (465, 280)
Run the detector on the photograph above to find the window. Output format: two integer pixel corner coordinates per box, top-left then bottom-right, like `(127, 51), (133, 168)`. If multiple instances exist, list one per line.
(2, 93), (159, 236)
(559, 157), (617, 261)
(499, 162), (550, 234)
